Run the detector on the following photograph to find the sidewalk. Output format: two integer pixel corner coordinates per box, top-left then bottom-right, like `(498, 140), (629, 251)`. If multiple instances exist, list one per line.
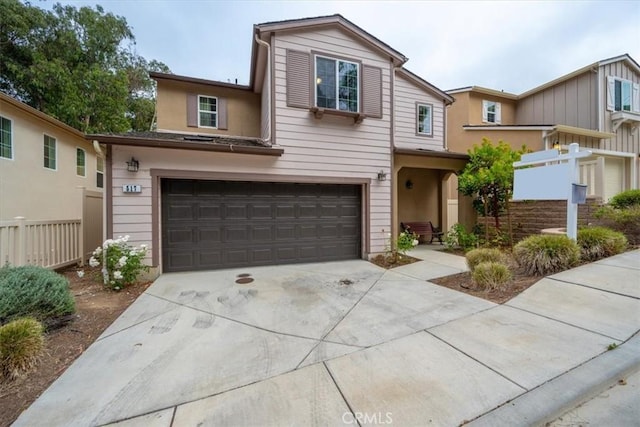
(13, 249), (640, 426)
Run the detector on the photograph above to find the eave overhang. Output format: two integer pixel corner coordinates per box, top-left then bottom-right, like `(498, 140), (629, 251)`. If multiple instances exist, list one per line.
(86, 134), (284, 156)
(394, 147), (469, 160)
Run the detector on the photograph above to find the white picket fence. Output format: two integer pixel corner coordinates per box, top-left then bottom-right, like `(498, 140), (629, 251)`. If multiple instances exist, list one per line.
(0, 217), (82, 270)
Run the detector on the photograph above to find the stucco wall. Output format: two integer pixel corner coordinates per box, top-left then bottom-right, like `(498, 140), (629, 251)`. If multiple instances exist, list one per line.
(0, 100), (101, 220)
(155, 80), (261, 137)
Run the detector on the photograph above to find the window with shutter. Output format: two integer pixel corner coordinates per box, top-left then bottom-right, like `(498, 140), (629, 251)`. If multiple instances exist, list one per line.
(482, 100), (501, 123)
(608, 76), (639, 112)
(362, 65), (382, 118)
(314, 55), (359, 112)
(186, 94), (228, 129)
(286, 50), (311, 108)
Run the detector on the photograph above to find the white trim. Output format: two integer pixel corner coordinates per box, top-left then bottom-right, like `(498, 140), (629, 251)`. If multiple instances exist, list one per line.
(416, 103), (433, 136)
(96, 156), (104, 188)
(464, 125), (553, 131)
(197, 94), (218, 129)
(572, 146), (636, 158)
(0, 114), (14, 161)
(482, 100), (501, 124)
(314, 54), (360, 113)
(76, 147), (86, 178)
(43, 133), (57, 171)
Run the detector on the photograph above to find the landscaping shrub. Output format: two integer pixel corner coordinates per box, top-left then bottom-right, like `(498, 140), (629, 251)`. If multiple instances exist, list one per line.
(444, 223), (479, 251)
(89, 235), (149, 290)
(472, 262), (512, 291)
(595, 205), (640, 246)
(466, 248), (505, 272)
(577, 226), (627, 262)
(513, 235), (580, 276)
(609, 189), (640, 209)
(0, 317), (44, 381)
(0, 265), (75, 325)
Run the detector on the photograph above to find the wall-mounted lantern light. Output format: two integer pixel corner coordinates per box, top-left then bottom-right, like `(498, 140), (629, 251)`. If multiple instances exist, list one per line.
(377, 170), (387, 181)
(405, 179), (413, 190)
(126, 157), (139, 172)
(552, 141), (561, 152)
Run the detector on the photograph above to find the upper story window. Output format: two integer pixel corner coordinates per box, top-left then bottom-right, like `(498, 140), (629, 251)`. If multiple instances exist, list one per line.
(76, 148), (86, 177)
(482, 100), (501, 124)
(315, 56), (359, 113)
(607, 76), (639, 113)
(198, 95), (217, 128)
(0, 116), (12, 159)
(416, 103), (433, 136)
(43, 135), (56, 170)
(96, 156), (104, 188)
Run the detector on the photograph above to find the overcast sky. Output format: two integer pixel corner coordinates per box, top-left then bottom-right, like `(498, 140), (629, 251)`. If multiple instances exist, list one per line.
(40, 0), (640, 94)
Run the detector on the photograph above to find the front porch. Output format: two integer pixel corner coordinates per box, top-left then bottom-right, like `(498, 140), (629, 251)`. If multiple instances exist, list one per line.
(392, 149), (474, 242)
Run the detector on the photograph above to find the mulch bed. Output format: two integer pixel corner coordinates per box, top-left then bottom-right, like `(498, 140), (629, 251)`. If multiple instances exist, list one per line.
(0, 266), (151, 427)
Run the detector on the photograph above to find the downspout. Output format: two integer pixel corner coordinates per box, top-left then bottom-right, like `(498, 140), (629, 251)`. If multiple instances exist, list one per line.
(254, 34), (271, 145)
(390, 64), (402, 246)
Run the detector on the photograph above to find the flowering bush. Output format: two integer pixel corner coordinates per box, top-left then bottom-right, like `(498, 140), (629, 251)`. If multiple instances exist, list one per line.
(396, 231), (419, 255)
(89, 236), (149, 290)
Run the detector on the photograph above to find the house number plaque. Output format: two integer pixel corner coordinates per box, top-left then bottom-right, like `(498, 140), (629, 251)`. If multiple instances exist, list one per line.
(122, 184), (142, 193)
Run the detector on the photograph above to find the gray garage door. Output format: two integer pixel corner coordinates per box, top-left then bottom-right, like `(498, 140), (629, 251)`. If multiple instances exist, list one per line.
(161, 179), (362, 272)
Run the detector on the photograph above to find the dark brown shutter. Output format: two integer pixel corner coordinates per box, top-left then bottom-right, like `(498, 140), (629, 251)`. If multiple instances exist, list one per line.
(187, 93), (198, 127)
(286, 50), (311, 108)
(217, 97), (227, 130)
(362, 65), (382, 118)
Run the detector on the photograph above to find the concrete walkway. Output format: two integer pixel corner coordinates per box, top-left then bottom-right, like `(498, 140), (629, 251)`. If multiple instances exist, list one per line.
(14, 248), (640, 426)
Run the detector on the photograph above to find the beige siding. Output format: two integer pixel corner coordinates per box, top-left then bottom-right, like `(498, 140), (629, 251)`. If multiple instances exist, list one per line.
(394, 73), (445, 151)
(271, 27), (393, 253)
(156, 80), (261, 137)
(599, 61), (640, 154)
(516, 71), (598, 128)
(0, 100), (101, 220)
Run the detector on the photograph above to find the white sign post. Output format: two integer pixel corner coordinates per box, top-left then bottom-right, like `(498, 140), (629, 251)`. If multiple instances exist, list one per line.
(513, 143), (591, 240)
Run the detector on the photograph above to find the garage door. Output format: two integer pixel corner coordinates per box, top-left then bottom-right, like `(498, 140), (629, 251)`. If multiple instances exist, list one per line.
(161, 179), (362, 272)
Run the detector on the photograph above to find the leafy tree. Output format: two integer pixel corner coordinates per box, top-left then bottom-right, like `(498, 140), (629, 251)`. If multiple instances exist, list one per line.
(458, 138), (528, 242)
(0, 1), (169, 133)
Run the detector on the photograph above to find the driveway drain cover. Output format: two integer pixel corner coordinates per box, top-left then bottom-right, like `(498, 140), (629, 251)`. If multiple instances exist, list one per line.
(236, 273), (251, 278)
(235, 277), (254, 284)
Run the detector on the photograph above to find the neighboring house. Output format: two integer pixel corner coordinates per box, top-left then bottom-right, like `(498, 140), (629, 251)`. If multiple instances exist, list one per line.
(447, 54), (640, 203)
(88, 14), (466, 275)
(0, 92), (103, 221)
(0, 92), (104, 268)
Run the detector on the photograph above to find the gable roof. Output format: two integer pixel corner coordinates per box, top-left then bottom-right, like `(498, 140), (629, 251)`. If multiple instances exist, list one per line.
(397, 68), (454, 104)
(250, 14), (409, 89)
(0, 91), (85, 139)
(448, 54), (639, 101)
(519, 53), (639, 98)
(254, 14), (408, 65)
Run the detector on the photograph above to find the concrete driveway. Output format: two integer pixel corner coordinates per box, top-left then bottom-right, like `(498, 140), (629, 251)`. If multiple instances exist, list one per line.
(14, 249), (640, 426)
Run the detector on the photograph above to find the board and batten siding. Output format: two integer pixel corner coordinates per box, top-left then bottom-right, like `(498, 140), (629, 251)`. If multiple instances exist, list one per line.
(394, 73), (445, 151)
(599, 61), (640, 154)
(516, 71), (598, 130)
(272, 27), (393, 253)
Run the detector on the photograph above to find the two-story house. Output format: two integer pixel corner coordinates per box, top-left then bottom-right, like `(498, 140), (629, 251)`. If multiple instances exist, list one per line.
(0, 92), (103, 221)
(447, 54), (640, 203)
(88, 14), (467, 275)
